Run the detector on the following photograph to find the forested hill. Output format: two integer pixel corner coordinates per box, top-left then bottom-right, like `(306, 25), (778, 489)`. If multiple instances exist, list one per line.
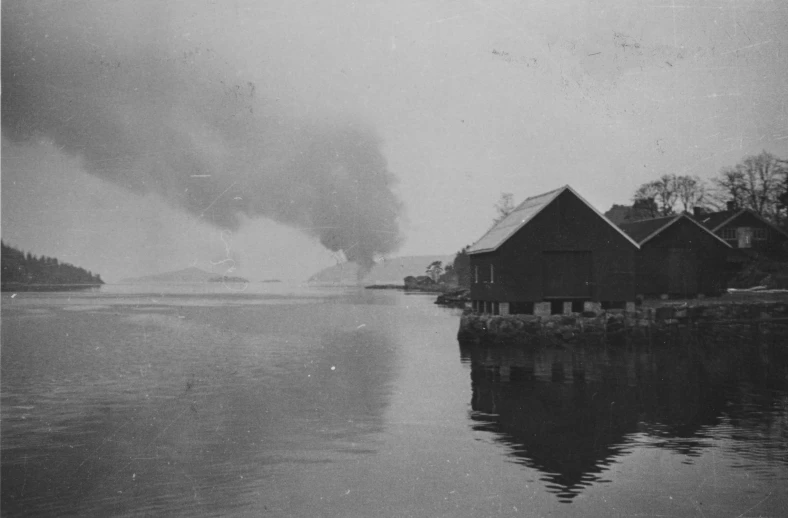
(1, 241), (104, 291)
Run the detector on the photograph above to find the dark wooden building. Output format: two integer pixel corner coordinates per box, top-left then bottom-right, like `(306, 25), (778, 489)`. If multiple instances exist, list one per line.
(698, 208), (788, 255)
(467, 186), (640, 315)
(618, 214), (731, 298)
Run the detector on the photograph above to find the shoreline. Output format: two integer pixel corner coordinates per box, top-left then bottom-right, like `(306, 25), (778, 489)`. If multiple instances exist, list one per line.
(458, 296), (788, 346)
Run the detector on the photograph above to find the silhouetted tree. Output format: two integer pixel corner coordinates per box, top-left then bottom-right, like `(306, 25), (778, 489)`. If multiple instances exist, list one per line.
(711, 152), (788, 226)
(493, 192), (516, 223)
(634, 175), (678, 216)
(452, 246), (471, 288)
(675, 175), (706, 213)
(426, 260), (443, 282)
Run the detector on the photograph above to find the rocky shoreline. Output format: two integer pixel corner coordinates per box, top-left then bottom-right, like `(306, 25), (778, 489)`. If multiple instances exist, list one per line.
(434, 288), (470, 308)
(458, 299), (788, 346)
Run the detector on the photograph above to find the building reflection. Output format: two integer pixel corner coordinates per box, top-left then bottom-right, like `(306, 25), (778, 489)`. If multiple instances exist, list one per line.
(459, 334), (788, 503)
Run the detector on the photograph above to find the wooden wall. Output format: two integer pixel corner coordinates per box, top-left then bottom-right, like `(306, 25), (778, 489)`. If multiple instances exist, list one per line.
(470, 190), (637, 304)
(636, 218), (729, 297)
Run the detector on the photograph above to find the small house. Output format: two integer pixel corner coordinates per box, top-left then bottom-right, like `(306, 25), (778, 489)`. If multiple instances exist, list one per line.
(618, 214), (731, 298)
(698, 207), (788, 254)
(467, 186), (640, 315)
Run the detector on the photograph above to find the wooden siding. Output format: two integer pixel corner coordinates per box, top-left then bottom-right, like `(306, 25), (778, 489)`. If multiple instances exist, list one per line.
(542, 251), (592, 298)
(470, 189), (636, 304)
(635, 217), (729, 296)
(715, 211), (788, 253)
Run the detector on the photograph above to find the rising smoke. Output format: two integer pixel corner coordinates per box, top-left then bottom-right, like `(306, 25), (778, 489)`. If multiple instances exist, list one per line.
(1, 2), (402, 274)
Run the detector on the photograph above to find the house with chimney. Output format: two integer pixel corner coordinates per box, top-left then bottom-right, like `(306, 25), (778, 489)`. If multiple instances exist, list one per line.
(696, 203), (788, 254)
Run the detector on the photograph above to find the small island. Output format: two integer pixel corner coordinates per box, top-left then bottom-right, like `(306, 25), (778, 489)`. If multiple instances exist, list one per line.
(208, 275), (250, 283)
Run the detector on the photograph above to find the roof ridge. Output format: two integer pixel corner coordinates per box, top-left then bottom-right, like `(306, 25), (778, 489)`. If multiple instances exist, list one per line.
(619, 214), (678, 225)
(468, 185), (640, 254)
(520, 185), (567, 203)
(634, 212), (732, 248)
(466, 186), (568, 254)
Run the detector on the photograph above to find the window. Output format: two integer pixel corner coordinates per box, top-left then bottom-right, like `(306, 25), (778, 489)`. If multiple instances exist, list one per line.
(753, 228), (767, 240)
(474, 265), (479, 284)
(490, 264), (495, 284)
(738, 227), (753, 248)
(720, 228), (736, 240)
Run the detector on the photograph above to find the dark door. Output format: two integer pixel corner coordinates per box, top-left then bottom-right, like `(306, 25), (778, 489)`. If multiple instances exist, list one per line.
(543, 251), (592, 298)
(667, 248), (698, 296)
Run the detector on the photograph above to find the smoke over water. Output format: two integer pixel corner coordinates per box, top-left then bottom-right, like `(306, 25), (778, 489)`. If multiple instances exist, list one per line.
(1, 2), (402, 274)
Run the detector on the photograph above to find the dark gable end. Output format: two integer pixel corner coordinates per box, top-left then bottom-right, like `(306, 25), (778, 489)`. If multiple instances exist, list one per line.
(468, 186), (639, 254)
(699, 209), (788, 252)
(468, 186), (639, 311)
(619, 214), (732, 248)
(620, 214), (731, 297)
(618, 216), (679, 244)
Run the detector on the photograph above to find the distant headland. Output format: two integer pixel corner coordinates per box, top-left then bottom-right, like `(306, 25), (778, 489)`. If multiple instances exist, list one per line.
(1, 241), (104, 292)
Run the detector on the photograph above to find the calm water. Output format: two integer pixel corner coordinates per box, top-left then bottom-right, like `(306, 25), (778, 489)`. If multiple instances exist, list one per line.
(2, 286), (787, 517)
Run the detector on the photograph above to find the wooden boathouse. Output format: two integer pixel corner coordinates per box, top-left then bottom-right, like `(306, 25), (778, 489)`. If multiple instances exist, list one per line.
(618, 213), (732, 298)
(467, 186), (640, 315)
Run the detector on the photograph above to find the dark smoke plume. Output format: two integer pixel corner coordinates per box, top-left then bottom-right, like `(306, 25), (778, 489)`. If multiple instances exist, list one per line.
(1, 2), (402, 273)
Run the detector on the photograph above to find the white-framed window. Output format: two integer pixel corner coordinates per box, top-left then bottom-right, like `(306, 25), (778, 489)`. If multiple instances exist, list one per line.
(490, 264), (495, 284)
(720, 227), (736, 240)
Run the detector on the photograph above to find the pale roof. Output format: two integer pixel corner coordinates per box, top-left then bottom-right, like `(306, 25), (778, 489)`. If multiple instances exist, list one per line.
(467, 185), (640, 254)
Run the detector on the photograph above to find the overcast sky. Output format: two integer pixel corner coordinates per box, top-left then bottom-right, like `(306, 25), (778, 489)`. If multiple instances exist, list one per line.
(3, 0), (787, 282)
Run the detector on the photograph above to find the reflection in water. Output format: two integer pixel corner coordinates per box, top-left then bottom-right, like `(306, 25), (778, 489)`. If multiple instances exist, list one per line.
(460, 331), (788, 503)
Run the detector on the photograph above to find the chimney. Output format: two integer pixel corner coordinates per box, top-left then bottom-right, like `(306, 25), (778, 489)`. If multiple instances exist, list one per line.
(726, 200), (737, 212)
(692, 206), (704, 218)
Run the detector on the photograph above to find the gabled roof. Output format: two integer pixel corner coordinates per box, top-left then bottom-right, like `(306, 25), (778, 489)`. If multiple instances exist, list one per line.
(700, 208), (788, 239)
(619, 213), (732, 248)
(698, 210), (736, 231)
(467, 185), (640, 254)
(617, 215), (678, 243)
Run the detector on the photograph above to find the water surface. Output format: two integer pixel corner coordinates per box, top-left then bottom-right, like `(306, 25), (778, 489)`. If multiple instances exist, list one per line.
(2, 285), (787, 516)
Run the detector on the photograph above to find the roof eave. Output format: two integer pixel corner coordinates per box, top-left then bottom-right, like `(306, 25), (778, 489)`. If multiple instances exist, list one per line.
(689, 215), (734, 248)
(712, 209), (788, 240)
(466, 185), (642, 253)
(465, 185), (568, 255)
(710, 209), (747, 232)
(564, 186), (641, 249)
(641, 214), (733, 248)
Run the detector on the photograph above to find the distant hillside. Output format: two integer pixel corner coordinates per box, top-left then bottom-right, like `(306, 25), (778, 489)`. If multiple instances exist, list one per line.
(1, 241), (104, 291)
(308, 255), (454, 286)
(119, 267), (219, 284)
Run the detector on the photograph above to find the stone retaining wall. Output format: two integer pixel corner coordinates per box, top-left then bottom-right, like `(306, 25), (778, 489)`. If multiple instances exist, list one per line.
(458, 301), (788, 345)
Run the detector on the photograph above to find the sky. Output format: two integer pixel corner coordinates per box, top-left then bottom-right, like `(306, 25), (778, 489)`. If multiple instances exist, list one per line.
(2, 0), (787, 282)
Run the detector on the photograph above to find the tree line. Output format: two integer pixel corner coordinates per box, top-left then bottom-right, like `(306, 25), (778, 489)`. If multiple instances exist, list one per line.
(1, 241), (104, 289)
(624, 151), (788, 226)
